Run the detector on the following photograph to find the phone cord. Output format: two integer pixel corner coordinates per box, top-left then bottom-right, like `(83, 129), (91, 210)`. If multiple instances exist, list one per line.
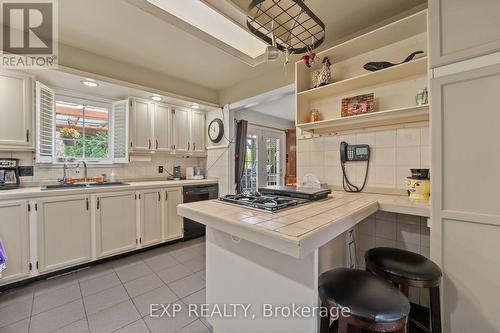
(341, 159), (370, 193)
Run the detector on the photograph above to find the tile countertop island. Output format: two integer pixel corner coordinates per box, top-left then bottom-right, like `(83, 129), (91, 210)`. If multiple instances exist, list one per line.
(177, 191), (429, 333)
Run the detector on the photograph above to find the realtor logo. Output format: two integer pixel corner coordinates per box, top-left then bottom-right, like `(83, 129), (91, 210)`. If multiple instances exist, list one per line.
(1, 0), (58, 68)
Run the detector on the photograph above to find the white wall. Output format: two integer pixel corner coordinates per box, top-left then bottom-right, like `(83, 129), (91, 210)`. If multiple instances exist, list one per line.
(297, 125), (429, 191)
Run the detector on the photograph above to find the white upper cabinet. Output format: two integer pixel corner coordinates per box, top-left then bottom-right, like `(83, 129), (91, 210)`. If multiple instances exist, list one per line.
(190, 110), (205, 153)
(172, 107), (190, 152)
(172, 108), (206, 154)
(129, 98), (153, 151)
(153, 103), (171, 152)
(0, 71), (33, 149)
(430, 0), (500, 68)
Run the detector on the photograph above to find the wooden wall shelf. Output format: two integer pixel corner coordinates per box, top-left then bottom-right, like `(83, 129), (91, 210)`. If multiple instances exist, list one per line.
(296, 105), (429, 133)
(297, 57), (428, 101)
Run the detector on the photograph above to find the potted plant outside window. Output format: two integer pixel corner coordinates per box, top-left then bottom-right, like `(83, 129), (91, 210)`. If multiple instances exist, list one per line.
(60, 128), (80, 146)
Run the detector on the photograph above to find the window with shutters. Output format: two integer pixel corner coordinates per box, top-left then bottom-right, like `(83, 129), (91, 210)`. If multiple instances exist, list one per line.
(36, 82), (129, 164)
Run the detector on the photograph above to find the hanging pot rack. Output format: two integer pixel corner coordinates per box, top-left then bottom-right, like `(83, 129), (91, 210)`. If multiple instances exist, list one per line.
(246, 0), (325, 55)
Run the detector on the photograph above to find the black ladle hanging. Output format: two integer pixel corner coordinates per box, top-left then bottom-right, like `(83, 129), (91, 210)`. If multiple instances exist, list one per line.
(363, 51), (424, 72)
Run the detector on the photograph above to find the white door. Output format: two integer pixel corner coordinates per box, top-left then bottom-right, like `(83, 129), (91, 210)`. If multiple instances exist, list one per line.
(172, 108), (189, 152)
(162, 187), (183, 241)
(262, 131), (285, 188)
(37, 195), (91, 273)
(153, 103), (171, 151)
(190, 110), (205, 153)
(0, 201), (30, 285)
(95, 191), (137, 258)
(140, 189), (162, 247)
(242, 126), (285, 192)
(130, 98), (152, 150)
(0, 71), (33, 148)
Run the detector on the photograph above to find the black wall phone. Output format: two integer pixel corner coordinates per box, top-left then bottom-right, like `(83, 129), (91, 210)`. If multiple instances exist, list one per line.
(340, 141), (370, 192)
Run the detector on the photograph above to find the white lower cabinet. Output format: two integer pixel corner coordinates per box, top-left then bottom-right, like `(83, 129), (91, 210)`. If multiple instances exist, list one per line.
(139, 189), (162, 247)
(163, 187), (184, 241)
(95, 191), (137, 258)
(37, 195), (91, 273)
(0, 200), (30, 285)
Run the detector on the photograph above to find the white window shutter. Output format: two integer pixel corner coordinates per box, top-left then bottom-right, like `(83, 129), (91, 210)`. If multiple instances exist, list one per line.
(35, 82), (55, 163)
(112, 100), (129, 163)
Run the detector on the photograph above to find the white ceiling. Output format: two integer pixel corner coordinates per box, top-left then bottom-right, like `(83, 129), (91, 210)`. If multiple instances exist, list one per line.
(57, 0), (426, 93)
(249, 93), (295, 121)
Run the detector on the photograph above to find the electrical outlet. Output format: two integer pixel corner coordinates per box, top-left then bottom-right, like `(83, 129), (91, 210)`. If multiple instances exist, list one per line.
(158, 166), (164, 174)
(18, 166), (34, 177)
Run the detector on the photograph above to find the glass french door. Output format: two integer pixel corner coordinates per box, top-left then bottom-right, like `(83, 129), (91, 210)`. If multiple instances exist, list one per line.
(241, 126), (285, 192)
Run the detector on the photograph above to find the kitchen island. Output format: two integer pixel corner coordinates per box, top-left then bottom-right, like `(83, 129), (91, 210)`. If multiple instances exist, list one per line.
(178, 191), (429, 333)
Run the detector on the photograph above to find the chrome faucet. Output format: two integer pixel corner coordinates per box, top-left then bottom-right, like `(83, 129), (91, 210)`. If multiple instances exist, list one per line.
(58, 162), (69, 184)
(75, 161), (88, 182)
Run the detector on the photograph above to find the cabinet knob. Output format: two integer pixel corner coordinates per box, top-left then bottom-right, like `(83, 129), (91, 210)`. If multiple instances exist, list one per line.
(156, 140), (159, 150)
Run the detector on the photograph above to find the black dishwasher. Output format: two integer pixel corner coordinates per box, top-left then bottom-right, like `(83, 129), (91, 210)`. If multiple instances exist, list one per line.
(183, 184), (219, 240)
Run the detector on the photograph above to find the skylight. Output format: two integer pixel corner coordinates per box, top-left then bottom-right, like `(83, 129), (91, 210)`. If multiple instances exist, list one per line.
(147, 0), (268, 58)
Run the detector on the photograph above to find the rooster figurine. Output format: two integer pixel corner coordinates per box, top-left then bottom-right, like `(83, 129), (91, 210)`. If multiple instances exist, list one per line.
(300, 52), (318, 68)
(317, 57), (332, 86)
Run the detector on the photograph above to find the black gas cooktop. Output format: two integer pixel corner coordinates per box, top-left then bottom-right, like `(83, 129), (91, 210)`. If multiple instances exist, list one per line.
(219, 186), (331, 212)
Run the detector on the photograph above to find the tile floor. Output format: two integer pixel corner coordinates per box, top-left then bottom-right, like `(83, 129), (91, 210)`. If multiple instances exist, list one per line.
(0, 238), (210, 333)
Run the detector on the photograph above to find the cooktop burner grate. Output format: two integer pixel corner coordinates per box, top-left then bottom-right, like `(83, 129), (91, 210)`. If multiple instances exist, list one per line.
(219, 193), (306, 212)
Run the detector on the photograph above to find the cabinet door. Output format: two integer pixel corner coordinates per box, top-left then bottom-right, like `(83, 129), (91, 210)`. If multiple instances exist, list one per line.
(140, 189), (162, 247)
(431, 63), (500, 332)
(37, 195), (91, 273)
(190, 110), (205, 153)
(430, 0), (500, 67)
(162, 187), (183, 241)
(0, 71), (33, 148)
(130, 98), (152, 150)
(95, 191), (137, 258)
(172, 108), (189, 152)
(153, 103), (171, 151)
(0, 201), (29, 285)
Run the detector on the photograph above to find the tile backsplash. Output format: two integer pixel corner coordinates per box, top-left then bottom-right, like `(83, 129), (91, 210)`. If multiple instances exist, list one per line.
(297, 126), (429, 190)
(0, 151), (206, 185)
(355, 211), (430, 306)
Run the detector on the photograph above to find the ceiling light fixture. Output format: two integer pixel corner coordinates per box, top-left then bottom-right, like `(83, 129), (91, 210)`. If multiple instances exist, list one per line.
(151, 95), (163, 102)
(81, 79), (99, 87)
(191, 104), (200, 109)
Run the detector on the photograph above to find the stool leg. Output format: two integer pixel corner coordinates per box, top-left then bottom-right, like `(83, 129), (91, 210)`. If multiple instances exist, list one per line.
(430, 286), (442, 333)
(338, 318), (349, 333)
(319, 303), (330, 333)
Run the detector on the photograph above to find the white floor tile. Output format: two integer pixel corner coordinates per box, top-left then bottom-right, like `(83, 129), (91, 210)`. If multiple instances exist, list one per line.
(132, 285), (179, 316)
(51, 319), (90, 333)
(115, 263), (153, 283)
(87, 300), (140, 333)
(143, 302), (197, 333)
(168, 275), (205, 299)
(144, 253), (180, 273)
(177, 320), (211, 333)
(83, 285), (130, 315)
(29, 299), (85, 333)
(114, 319), (149, 333)
(124, 274), (164, 298)
(0, 297), (32, 327)
(156, 265), (192, 284)
(80, 272), (122, 297)
(32, 284), (81, 315)
(0, 318), (29, 333)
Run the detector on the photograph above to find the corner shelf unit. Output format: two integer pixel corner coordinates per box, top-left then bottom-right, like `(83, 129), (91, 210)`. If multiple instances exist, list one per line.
(297, 105), (429, 133)
(295, 9), (429, 132)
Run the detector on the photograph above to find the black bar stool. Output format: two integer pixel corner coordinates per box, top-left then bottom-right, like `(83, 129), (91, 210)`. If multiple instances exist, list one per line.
(319, 268), (410, 333)
(365, 247), (442, 333)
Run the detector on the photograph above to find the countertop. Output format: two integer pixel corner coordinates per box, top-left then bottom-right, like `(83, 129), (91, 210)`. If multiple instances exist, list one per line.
(0, 179), (218, 201)
(178, 191), (429, 258)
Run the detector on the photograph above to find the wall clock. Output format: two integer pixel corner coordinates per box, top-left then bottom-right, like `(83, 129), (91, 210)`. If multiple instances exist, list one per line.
(208, 118), (224, 143)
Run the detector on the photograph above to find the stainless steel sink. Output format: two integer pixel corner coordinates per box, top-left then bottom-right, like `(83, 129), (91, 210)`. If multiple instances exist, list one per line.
(41, 182), (130, 190)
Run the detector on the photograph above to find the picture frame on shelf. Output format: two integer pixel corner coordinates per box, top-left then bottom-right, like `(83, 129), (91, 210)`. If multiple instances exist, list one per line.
(341, 93), (375, 117)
